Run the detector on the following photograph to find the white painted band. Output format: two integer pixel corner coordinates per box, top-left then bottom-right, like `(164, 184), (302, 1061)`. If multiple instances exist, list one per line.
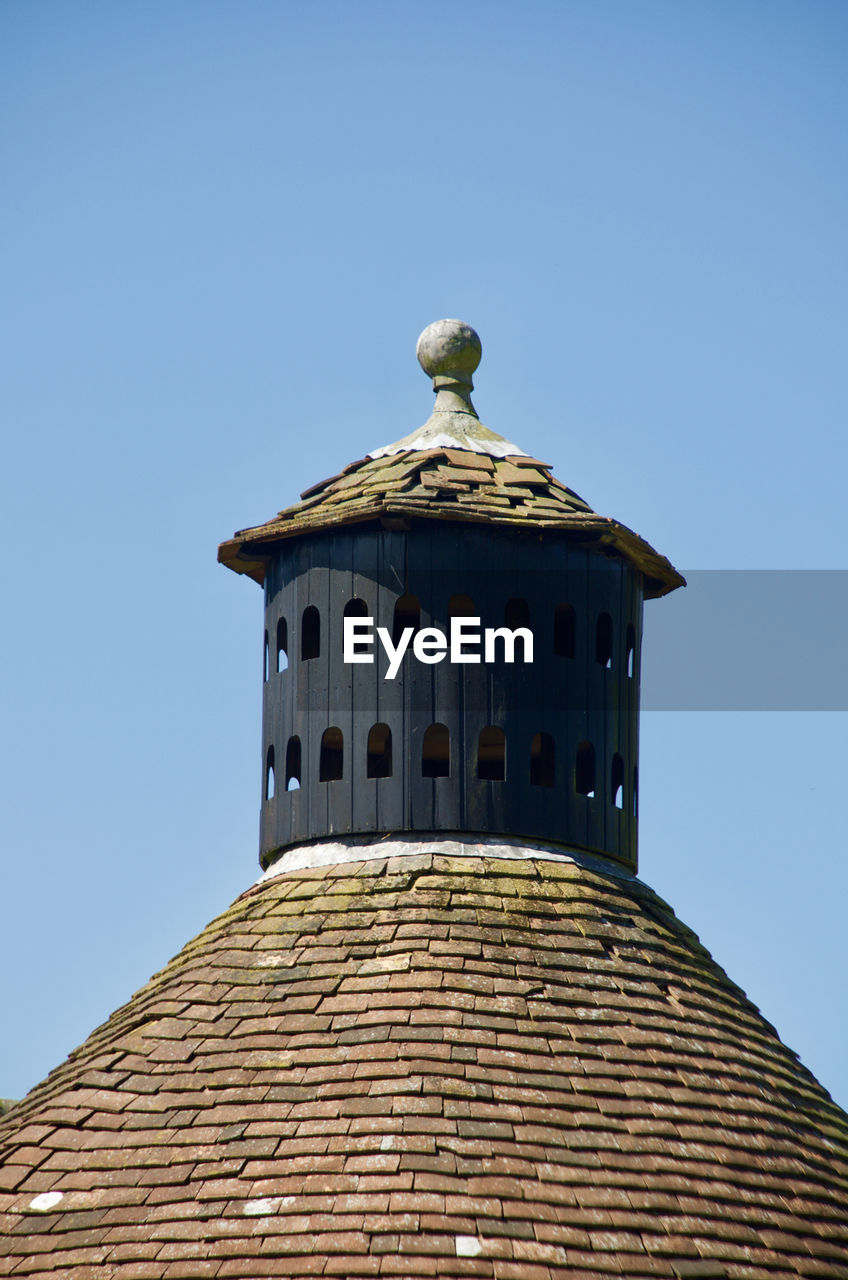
(255, 832), (641, 886)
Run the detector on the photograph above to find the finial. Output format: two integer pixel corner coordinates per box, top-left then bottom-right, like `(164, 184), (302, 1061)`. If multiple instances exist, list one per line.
(367, 319), (527, 459)
(416, 319), (482, 391)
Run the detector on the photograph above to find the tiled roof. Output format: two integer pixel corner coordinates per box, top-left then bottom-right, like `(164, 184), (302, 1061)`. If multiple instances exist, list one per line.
(218, 450), (684, 599)
(2, 846), (847, 1279)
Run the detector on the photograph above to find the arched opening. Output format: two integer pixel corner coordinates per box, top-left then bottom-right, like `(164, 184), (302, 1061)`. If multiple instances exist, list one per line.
(575, 740), (595, 797)
(265, 746), (275, 800)
(554, 604), (575, 659)
(595, 612), (613, 668)
(422, 723), (450, 778)
(477, 726), (506, 781)
(505, 598), (530, 630)
(366, 723), (392, 779)
(344, 597), (368, 619)
(626, 623), (636, 679)
(263, 630), (269, 682)
(448, 593), (475, 619)
(285, 736), (301, 791)
(392, 594), (420, 645)
(633, 765), (639, 818)
(611, 753), (625, 809)
(301, 606), (320, 661)
(319, 727), (344, 781)
(276, 617), (288, 673)
(530, 732), (555, 788)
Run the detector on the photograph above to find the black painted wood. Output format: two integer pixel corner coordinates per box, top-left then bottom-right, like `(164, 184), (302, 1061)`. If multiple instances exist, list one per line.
(259, 523), (643, 870)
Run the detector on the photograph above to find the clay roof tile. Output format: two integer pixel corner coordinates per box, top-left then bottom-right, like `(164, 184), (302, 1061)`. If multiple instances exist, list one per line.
(219, 449), (684, 598)
(2, 846), (847, 1276)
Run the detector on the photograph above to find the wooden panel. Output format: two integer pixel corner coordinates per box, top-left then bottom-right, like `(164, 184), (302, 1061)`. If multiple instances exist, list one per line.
(257, 524), (642, 870)
(373, 530), (405, 833)
(326, 532), (353, 836)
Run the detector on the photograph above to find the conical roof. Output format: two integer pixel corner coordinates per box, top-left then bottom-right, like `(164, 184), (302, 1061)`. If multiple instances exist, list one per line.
(218, 448), (683, 599)
(218, 319), (683, 599)
(2, 841), (847, 1278)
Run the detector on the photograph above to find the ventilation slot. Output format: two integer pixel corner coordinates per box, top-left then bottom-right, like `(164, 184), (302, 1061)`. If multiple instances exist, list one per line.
(530, 732), (555, 788)
(367, 723), (392, 779)
(626, 624), (636, 678)
(285, 737), (301, 791)
(554, 604), (575, 658)
(301, 606), (320, 660)
(448, 594), (475, 619)
(263, 631), (269, 683)
(477, 726), (506, 781)
(633, 765), (639, 818)
(612, 753), (625, 809)
(277, 618), (288, 672)
(265, 746), (275, 800)
(595, 612), (613, 668)
(393, 594), (420, 645)
(319, 727), (344, 781)
(422, 723), (450, 778)
(505, 598), (530, 629)
(575, 741), (596, 797)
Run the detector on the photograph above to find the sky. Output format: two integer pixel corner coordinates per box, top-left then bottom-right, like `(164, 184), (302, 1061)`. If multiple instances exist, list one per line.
(2, 1), (847, 1110)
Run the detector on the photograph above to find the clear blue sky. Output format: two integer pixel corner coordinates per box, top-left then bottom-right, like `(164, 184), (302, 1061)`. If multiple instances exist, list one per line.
(3, 1), (847, 1108)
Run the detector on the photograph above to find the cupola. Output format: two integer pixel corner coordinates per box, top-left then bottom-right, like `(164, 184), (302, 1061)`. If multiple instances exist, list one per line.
(219, 320), (684, 871)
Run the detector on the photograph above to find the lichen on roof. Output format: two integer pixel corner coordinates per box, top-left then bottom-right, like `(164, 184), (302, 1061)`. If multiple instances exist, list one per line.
(2, 846), (847, 1277)
(218, 446), (684, 598)
(218, 320), (685, 598)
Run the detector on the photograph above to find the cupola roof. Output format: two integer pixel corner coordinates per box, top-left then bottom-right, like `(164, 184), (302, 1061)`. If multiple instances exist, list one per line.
(219, 321), (684, 600)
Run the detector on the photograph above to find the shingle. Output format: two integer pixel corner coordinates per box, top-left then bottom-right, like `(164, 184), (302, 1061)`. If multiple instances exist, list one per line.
(218, 449), (684, 598)
(2, 852), (847, 1278)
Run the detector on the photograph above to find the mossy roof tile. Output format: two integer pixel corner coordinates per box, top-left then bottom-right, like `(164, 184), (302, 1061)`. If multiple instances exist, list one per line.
(1, 850), (847, 1277)
(218, 451), (684, 599)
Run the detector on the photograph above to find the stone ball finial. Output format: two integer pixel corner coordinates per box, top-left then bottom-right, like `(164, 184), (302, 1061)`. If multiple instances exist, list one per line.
(416, 319), (482, 388)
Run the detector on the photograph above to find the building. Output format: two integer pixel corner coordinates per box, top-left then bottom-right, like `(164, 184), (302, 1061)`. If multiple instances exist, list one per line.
(1, 321), (846, 1278)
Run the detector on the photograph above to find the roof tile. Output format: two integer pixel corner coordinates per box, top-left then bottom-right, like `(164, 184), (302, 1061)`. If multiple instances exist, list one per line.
(218, 450), (684, 597)
(3, 854), (847, 1277)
